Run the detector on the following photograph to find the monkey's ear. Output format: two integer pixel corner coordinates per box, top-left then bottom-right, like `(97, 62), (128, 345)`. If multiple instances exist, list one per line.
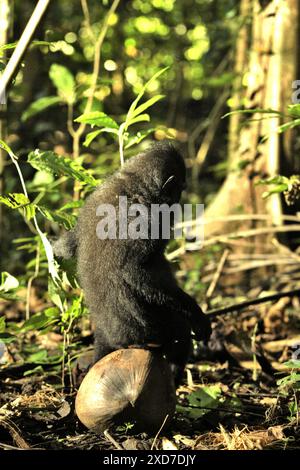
(161, 175), (182, 203)
(162, 175), (176, 190)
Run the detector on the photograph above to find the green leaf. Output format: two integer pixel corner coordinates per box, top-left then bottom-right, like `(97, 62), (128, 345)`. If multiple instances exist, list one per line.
(125, 113), (150, 129)
(125, 68), (168, 122)
(277, 119), (300, 133)
(21, 312), (57, 332)
(0, 332), (15, 343)
(83, 127), (119, 147)
(288, 104), (300, 118)
(0, 272), (19, 292)
(222, 108), (283, 119)
(0, 193), (36, 220)
(0, 139), (13, 156)
(177, 385), (222, 420)
(28, 150), (97, 186)
(0, 40), (54, 55)
(38, 206), (76, 230)
(0, 193), (28, 208)
(48, 278), (65, 311)
(283, 360), (300, 369)
(262, 184), (288, 198)
(44, 307), (60, 319)
(0, 315), (6, 333)
(188, 385), (222, 408)
(49, 64), (76, 105)
(0, 42), (18, 53)
(256, 175), (289, 186)
(21, 96), (61, 122)
(130, 95), (164, 119)
(124, 129), (155, 149)
(75, 111), (119, 129)
(59, 200), (83, 211)
(23, 365), (45, 376)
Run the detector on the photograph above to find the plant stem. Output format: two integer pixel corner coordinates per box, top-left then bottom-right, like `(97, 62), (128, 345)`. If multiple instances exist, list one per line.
(70, 0), (121, 200)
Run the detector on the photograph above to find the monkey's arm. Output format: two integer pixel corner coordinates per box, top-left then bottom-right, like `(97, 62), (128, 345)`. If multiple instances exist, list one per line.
(126, 274), (211, 341)
(52, 229), (78, 259)
(172, 287), (211, 341)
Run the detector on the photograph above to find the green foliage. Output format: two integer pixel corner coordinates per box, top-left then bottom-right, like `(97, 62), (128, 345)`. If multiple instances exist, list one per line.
(277, 360), (300, 391)
(0, 138), (14, 156)
(256, 175), (300, 204)
(77, 67), (167, 162)
(0, 193), (36, 220)
(21, 96), (62, 122)
(177, 385), (223, 419)
(0, 272), (19, 301)
(49, 64), (76, 105)
(75, 111), (118, 128)
(28, 150), (97, 186)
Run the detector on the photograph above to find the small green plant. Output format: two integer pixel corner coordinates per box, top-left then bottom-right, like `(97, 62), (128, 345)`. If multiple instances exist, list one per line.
(75, 67), (168, 165)
(277, 359), (300, 421)
(256, 175), (300, 206)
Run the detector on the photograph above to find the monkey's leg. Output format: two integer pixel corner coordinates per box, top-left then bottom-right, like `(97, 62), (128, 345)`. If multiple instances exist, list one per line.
(165, 335), (192, 387)
(93, 330), (114, 363)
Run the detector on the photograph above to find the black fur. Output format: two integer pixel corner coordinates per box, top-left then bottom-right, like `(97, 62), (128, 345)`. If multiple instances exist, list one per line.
(53, 141), (211, 383)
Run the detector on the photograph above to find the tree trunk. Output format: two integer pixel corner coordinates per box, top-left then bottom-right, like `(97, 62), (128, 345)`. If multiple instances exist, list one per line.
(205, 0), (299, 239)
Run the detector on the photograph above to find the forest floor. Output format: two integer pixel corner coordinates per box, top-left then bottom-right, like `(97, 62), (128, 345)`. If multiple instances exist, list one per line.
(0, 262), (300, 451)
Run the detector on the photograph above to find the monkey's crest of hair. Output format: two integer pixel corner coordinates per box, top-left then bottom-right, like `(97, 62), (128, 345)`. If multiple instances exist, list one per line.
(108, 140), (186, 206)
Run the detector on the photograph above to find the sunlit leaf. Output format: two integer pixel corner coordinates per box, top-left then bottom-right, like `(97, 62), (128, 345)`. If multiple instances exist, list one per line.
(49, 64), (76, 105)
(0, 193), (36, 220)
(83, 127), (119, 147)
(262, 184), (288, 198)
(223, 108), (283, 119)
(125, 113), (150, 129)
(256, 175), (289, 186)
(126, 67), (168, 121)
(21, 96), (61, 122)
(277, 119), (300, 133)
(0, 272), (19, 292)
(28, 150), (97, 186)
(0, 139), (13, 155)
(75, 111), (119, 129)
(0, 40), (54, 55)
(130, 95), (164, 119)
(21, 312), (57, 332)
(288, 104), (300, 118)
(124, 129), (155, 149)
(38, 206), (76, 229)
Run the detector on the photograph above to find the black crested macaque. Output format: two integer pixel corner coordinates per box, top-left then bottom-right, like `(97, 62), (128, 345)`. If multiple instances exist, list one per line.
(53, 141), (211, 384)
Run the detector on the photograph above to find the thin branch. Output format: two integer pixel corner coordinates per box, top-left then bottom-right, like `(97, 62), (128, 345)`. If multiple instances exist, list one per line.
(0, 0), (51, 95)
(25, 241), (40, 320)
(151, 415), (170, 450)
(80, 0), (95, 40)
(194, 89), (230, 168)
(71, 0), (121, 148)
(71, 0), (121, 199)
(206, 249), (230, 299)
(206, 288), (300, 318)
(103, 429), (123, 450)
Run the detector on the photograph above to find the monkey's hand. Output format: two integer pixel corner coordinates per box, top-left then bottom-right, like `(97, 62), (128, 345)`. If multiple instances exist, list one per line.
(190, 308), (212, 342)
(52, 229), (78, 259)
(171, 287), (212, 342)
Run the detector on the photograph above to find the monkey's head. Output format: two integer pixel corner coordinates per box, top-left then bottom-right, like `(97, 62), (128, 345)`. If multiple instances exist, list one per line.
(120, 140), (186, 206)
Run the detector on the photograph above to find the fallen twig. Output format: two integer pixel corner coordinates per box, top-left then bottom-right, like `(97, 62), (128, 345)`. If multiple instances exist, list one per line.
(206, 288), (300, 318)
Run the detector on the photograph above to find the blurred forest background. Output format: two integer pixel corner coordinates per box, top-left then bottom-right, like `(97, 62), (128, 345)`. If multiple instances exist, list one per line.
(1, 0), (300, 451)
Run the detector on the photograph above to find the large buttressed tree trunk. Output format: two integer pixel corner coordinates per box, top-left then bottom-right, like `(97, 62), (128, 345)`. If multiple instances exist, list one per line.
(205, 0), (299, 238)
